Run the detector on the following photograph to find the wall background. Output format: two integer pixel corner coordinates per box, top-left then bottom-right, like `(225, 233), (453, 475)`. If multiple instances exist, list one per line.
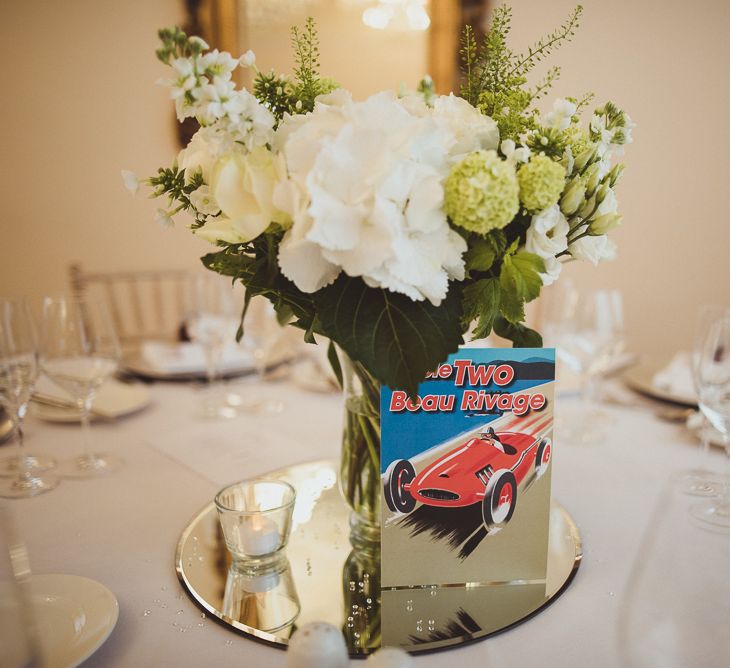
(1, 0), (727, 364)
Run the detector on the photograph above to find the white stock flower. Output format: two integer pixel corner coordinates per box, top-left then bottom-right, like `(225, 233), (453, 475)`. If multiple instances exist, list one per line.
(500, 139), (531, 165)
(525, 204), (569, 285)
(545, 98), (577, 131)
(155, 208), (174, 228)
(121, 170), (139, 195)
(189, 185), (219, 215)
(239, 50), (256, 68)
(274, 90), (468, 305)
(569, 232), (617, 265)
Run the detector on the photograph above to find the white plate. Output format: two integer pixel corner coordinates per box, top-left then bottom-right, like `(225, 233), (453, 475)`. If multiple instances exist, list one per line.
(31, 573), (119, 668)
(32, 380), (151, 423)
(121, 347), (255, 381)
(624, 364), (697, 406)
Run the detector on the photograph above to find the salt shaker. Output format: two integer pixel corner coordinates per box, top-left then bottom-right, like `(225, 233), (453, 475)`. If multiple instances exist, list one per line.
(285, 621), (349, 668)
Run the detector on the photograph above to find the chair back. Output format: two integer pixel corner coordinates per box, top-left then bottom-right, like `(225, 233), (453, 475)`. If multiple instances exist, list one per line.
(68, 264), (195, 345)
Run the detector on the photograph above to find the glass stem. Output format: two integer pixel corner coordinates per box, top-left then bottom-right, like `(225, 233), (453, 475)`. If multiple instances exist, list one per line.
(15, 416), (32, 482)
(204, 345), (223, 390)
(78, 394), (94, 463)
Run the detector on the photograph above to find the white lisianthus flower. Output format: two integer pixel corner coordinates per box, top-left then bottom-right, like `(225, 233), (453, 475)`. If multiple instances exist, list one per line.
(121, 170), (139, 195)
(189, 185), (219, 215)
(545, 98), (577, 131)
(195, 147), (286, 244)
(177, 129), (218, 183)
(524, 204), (569, 285)
(239, 50), (256, 68)
(569, 232), (617, 265)
(274, 90), (468, 305)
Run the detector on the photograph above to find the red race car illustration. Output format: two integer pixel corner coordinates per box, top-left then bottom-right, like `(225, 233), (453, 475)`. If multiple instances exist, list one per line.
(383, 428), (551, 531)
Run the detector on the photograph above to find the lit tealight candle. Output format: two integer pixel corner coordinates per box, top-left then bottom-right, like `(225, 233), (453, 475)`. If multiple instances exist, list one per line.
(241, 514), (279, 557)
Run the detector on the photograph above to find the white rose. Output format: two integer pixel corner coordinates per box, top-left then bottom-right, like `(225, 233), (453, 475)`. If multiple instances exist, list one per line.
(569, 233), (617, 265)
(525, 204), (569, 259)
(193, 216), (246, 244)
(195, 147), (284, 244)
(177, 129), (217, 183)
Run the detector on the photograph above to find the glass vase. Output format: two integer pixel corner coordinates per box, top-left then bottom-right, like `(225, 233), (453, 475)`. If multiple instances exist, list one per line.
(338, 349), (381, 547)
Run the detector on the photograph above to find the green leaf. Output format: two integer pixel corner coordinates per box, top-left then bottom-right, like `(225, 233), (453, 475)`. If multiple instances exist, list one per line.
(494, 316), (543, 347)
(464, 229), (507, 274)
(461, 278), (500, 339)
(499, 251), (545, 323)
(327, 339), (343, 390)
(313, 276), (464, 395)
(201, 239), (319, 341)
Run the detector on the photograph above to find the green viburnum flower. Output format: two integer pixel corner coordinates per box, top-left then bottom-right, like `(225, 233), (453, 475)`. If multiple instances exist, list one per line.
(563, 124), (591, 157)
(444, 150), (520, 234)
(517, 154), (567, 212)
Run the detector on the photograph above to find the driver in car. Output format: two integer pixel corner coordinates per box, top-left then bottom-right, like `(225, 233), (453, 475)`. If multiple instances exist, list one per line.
(481, 426), (505, 453)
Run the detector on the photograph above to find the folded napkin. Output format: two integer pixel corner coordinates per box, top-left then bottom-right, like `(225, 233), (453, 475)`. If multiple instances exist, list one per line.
(652, 352), (697, 401)
(34, 376), (149, 419)
(140, 341), (253, 375)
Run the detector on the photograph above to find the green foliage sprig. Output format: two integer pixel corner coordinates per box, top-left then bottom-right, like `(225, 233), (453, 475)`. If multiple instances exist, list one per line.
(461, 5), (583, 140)
(253, 18), (338, 124)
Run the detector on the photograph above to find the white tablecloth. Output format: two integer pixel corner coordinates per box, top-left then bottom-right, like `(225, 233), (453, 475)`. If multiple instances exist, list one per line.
(8, 378), (728, 667)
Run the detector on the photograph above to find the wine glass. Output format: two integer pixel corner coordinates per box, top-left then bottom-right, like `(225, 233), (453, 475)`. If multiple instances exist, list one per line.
(544, 282), (623, 444)
(186, 273), (248, 419)
(689, 306), (730, 528)
(242, 296), (286, 415)
(0, 299), (59, 498)
(675, 306), (724, 497)
(39, 296), (121, 477)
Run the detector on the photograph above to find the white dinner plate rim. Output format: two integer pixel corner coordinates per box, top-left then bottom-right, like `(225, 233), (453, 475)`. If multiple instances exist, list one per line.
(30, 382), (151, 423)
(31, 573), (119, 668)
(623, 364), (697, 407)
(120, 348), (254, 381)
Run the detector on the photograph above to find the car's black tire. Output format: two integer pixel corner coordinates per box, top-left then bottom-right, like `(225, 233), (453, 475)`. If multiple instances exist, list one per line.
(535, 438), (552, 478)
(383, 459), (417, 514)
(482, 469), (517, 531)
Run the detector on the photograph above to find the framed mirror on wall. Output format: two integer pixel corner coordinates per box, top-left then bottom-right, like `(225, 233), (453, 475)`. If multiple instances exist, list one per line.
(182, 0), (491, 98)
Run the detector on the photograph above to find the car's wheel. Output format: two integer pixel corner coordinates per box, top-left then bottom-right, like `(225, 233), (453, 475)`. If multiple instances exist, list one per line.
(535, 438), (552, 478)
(383, 459), (417, 514)
(482, 469), (517, 531)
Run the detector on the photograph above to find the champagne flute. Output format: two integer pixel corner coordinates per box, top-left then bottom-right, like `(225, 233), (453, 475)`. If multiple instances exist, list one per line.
(689, 306), (730, 527)
(0, 299), (59, 498)
(544, 282), (621, 444)
(39, 296), (121, 477)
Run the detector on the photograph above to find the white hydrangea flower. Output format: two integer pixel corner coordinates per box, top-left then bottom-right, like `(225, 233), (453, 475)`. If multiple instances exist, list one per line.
(524, 204), (569, 285)
(545, 98), (577, 131)
(432, 93), (500, 160)
(274, 90), (469, 305)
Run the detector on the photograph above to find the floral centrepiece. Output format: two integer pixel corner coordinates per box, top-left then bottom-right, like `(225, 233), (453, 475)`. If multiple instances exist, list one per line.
(129, 6), (634, 534)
